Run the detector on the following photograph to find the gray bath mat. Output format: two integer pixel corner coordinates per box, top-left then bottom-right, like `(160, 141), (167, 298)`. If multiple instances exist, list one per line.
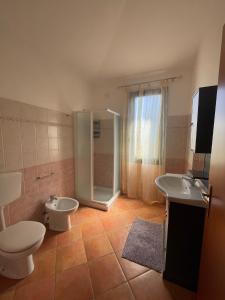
(122, 218), (163, 272)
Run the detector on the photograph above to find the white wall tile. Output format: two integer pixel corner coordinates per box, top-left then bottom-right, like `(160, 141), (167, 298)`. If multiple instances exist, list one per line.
(49, 149), (62, 162)
(65, 127), (73, 138)
(21, 123), (36, 152)
(37, 149), (49, 165)
(49, 138), (59, 150)
(1, 99), (74, 170)
(167, 115), (190, 128)
(61, 114), (68, 125)
(0, 151), (5, 170)
(3, 120), (22, 152)
(57, 126), (72, 138)
(3, 120), (22, 170)
(59, 137), (73, 159)
(36, 137), (49, 151)
(57, 126), (63, 138)
(20, 103), (37, 121)
(59, 137), (71, 151)
(23, 151), (36, 168)
(36, 124), (48, 138)
(0, 99), (4, 118)
(0, 98), (21, 119)
(166, 127), (187, 159)
(0, 120), (3, 153)
(62, 114), (73, 126)
(57, 137), (63, 150)
(48, 125), (58, 138)
(36, 107), (48, 123)
(47, 110), (64, 124)
(5, 151), (23, 170)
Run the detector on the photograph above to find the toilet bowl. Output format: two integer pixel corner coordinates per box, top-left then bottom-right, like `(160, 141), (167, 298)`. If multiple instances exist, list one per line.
(0, 221), (46, 279)
(45, 197), (79, 231)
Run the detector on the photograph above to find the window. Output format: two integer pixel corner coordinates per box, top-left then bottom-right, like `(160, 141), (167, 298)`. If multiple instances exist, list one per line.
(128, 89), (162, 164)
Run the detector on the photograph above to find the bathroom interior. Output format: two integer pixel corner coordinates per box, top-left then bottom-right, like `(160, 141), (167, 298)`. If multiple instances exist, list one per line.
(0, 1), (225, 300)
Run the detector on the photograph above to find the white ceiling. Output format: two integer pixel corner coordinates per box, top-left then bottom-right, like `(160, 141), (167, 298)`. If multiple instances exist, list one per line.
(1, 0), (225, 82)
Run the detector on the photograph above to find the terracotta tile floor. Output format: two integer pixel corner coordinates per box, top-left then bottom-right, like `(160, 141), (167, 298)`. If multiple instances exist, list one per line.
(0, 196), (196, 300)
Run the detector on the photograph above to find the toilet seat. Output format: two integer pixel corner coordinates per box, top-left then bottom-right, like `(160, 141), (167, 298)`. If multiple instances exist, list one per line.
(0, 221), (46, 253)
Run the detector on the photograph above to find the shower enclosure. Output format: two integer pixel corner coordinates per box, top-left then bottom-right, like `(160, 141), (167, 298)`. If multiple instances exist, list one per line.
(74, 109), (120, 210)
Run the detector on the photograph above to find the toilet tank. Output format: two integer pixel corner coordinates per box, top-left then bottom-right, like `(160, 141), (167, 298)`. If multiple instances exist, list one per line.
(0, 172), (22, 206)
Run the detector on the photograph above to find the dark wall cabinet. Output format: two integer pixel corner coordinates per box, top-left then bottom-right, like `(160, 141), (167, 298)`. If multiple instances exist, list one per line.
(191, 86), (217, 153)
(163, 202), (206, 292)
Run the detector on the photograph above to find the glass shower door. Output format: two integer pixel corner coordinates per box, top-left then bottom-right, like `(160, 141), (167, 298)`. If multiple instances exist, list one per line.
(93, 110), (114, 202)
(113, 114), (120, 194)
(74, 111), (93, 201)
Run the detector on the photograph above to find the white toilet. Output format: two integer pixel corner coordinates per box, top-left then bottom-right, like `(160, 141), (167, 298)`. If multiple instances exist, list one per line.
(0, 172), (46, 279)
(0, 221), (46, 279)
(45, 196), (79, 231)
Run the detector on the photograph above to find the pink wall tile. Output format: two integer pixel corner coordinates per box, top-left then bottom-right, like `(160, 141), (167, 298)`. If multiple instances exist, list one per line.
(165, 158), (186, 174)
(192, 153), (205, 171)
(94, 153), (113, 188)
(6, 158), (75, 225)
(166, 115), (190, 172)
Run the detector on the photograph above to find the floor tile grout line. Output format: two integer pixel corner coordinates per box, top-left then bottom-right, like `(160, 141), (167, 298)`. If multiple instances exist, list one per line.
(0, 200), (166, 299)
(81, 225), (99, 300)
(105, 224), (137, 299)
(103, 217), (154, 297)
(55, 228), (152, 279)
(113, 252), (137, 299)
(86, 260), (95, 300)
(85, 232), (117, 264)
(53, 248), (57, 300)
(95, 281), (136, 300)
(86, 224), (129, 299)
(127, 278), (137, 300)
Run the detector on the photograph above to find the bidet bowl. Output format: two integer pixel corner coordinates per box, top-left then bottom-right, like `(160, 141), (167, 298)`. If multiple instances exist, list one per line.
(45, 197), (79, 231)
(45, 197), (79, 215)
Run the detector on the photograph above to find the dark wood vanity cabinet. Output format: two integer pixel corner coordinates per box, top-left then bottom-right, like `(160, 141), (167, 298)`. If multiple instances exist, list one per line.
(163, 202), (206, 292)
(191, 85), (217, 153)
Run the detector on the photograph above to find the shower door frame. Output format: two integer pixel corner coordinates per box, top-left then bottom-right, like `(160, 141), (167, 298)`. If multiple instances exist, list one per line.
(113, 113), (120, 196)
(74, 110), (120, 211)
(74, 111), (94, 203)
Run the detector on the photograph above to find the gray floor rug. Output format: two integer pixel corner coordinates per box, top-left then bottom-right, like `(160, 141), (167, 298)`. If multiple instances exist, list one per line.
(122, 218), (164, 272)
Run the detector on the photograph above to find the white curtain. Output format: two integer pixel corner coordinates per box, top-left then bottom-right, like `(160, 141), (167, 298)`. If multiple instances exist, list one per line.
(121, 82), (168, 204)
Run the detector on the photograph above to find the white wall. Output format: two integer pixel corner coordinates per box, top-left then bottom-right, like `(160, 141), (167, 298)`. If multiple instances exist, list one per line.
(167, 70), (193, 116)
(0, 29), (91, 113)
(187, 25), (224, 170)
(88, 81), (126, 116)
(90, 69), (193, 117)
(193, 26), (223, 90)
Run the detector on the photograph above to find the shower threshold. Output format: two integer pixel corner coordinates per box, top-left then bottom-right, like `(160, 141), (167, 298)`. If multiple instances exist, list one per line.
(77, 186), (120, 211)
(94, 186), (113, 202)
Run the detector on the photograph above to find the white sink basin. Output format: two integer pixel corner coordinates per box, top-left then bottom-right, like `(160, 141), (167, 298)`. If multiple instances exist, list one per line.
(45, 197), (79, 215)
(155, 173), (208, 207)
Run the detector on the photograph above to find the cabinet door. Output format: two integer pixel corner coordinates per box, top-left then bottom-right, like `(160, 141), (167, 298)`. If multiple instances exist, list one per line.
(164, 202), (205, 291)
(197, 25), (225, 300)
(190, 92), (199, 151)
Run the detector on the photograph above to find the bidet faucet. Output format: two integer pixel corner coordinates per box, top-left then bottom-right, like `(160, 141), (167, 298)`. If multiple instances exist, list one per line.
(50, 194), (57, 201)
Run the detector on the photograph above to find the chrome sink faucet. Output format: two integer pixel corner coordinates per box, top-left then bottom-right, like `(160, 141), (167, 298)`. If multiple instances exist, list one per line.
(182, 174), (196, 185)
